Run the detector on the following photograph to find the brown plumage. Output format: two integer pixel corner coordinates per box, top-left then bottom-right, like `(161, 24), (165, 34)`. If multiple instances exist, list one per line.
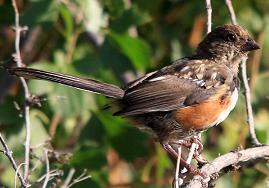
(5, 24), (260, 169)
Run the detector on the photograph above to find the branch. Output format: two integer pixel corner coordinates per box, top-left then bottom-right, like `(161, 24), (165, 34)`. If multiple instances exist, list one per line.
(11, 0), (32, 181)
(205, 0), (212, 33)
(0, 133), (27, 187)
(225, 0), (237, 25)
(61, 168), (76, 188)
(186, 146), (269, 188)
(67, 169), (91, 188)
(61, 168), (91, 188)
(225, 0), (261, 146)
(42, 149), (50, 188)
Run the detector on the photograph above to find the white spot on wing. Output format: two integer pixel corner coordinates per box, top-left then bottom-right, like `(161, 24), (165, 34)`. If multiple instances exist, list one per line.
(149, 76), (166, 82)
(180, 66), (190, 72)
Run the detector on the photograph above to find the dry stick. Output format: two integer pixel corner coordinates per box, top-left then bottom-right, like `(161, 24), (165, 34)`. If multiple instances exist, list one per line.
(42, 150), (50, 188)
(37, 169), (63, 183)
(186, 145), (269, 188)
(205, 0), (212, 33)
(175, 147), (182, 188)
(11, 0), (32, 181)
(225, 0), (237, 25)
(61, 168), (76, 188)
(0, 134), (26, 187)
(225, 0), (261, 146)
(15, 162), (26, 188)
(67, 170), (91, 188)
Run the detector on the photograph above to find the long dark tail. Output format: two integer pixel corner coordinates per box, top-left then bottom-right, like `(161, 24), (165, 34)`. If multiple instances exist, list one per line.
(6, 67), (124, 99)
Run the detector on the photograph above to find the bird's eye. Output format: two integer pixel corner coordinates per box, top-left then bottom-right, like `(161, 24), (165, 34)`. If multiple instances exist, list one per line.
(226, 33), (236, 42)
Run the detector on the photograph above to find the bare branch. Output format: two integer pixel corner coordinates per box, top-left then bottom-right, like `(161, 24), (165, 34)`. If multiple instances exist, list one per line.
(0, 133), (27, 187)
(186, 146), (269, 188)
(225, 0), (237, 25)
(11, 0), (32, 180)
(67, 169), (91, 188)
(60, 168), (91, 188)
(225, 0), (261, 146)
(205, 0), (212, 33)
(15, 163), (26, 188)
(174, 147), (182, 188)
(42, 149), (50, 188)
(61, 168), (76, 188)
(240, 61), (261, 145)
(37, 169), (63, 183)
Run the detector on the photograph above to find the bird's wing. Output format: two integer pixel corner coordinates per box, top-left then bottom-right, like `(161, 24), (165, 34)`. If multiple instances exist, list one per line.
(115, 59), (233, 116)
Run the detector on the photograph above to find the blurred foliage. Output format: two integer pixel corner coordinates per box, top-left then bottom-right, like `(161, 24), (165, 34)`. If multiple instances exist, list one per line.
(0, 0), (269, 187)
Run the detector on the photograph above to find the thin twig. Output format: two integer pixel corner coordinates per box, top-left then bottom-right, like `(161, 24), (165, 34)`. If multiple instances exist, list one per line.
(0, 133), (26, 187)
(37, 169), (63, 183)
(240, 62), (261, 145)
(68, 176), (92, 188)
(11, 0), (32, 180)
(42, 149), (50, 188)
(205, 0), (212, 33)
(225, 0), (261, 146)
(61, 168), (75, 188)
(225, 0), (237, 25)
(15, 163), (26, 188)
(174, 147), (182, 188)
(186, 145), (269, 188)
(67, 169), (91, 188)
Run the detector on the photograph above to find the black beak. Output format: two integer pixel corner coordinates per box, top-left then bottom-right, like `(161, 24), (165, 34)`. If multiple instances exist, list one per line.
(241, 39), (260, 52)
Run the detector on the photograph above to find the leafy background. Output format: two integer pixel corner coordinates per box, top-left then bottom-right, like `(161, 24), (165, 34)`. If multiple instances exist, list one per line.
(0, 0), (269, 187)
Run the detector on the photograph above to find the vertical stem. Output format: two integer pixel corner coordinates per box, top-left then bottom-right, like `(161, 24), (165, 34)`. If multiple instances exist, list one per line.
(42, 149), (50, 188)
(11, 0), (31, 181)
(205, 0), (212, 33)
(225, 0), (261, 146)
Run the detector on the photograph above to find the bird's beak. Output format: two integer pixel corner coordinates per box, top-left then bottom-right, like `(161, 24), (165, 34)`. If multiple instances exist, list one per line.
(241, 39), (260, 52)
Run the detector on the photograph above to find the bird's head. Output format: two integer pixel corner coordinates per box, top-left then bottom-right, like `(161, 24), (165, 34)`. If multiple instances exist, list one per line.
(196, 24), (260, 69)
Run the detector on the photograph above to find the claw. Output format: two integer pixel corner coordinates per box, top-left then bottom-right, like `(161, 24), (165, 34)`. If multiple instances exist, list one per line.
(162, 143), (200, 174)
(162, 135), (207, 175)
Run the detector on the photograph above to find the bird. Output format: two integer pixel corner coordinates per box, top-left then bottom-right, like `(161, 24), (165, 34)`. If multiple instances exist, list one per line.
(5, 24), (260, 173)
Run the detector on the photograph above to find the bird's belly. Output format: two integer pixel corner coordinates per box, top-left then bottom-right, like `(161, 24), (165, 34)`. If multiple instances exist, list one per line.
(173, 89), (238, 130)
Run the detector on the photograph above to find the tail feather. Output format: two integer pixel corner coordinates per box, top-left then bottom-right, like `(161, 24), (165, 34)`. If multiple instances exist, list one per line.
(6, 67), (124, 99)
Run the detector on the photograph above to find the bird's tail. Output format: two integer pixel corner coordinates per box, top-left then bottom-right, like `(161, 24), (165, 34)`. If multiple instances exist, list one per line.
(5, 67), (125, 99)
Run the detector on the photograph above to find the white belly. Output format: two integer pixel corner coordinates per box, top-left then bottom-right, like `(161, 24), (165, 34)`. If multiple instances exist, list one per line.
(212, 88), (238, 126)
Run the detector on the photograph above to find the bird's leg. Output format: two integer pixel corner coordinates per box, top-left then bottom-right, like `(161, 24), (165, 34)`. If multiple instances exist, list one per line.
(189, 135), (208, 165)
(168, 136), (208, 168)
(174, 147), (182, 187)
(162, 143), (199, 174)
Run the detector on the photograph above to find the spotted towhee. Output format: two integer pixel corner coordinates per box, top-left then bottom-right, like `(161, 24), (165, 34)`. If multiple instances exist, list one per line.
(5, 24), (260, 171)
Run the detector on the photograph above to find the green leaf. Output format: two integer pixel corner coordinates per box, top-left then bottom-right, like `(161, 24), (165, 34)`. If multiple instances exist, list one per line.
(71, 143), (107, 170)
(29, 109), (50, 146)
(103, 0), (125, 17)
(47, 85), (96, 118)
(109, 31), (152, 70)
(110, 6), (152, 32)
(59, 4), (74, 39)
(21, 0), (59, 28)
(96, 112), (149, 161)
(0, 96), (22, 125)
